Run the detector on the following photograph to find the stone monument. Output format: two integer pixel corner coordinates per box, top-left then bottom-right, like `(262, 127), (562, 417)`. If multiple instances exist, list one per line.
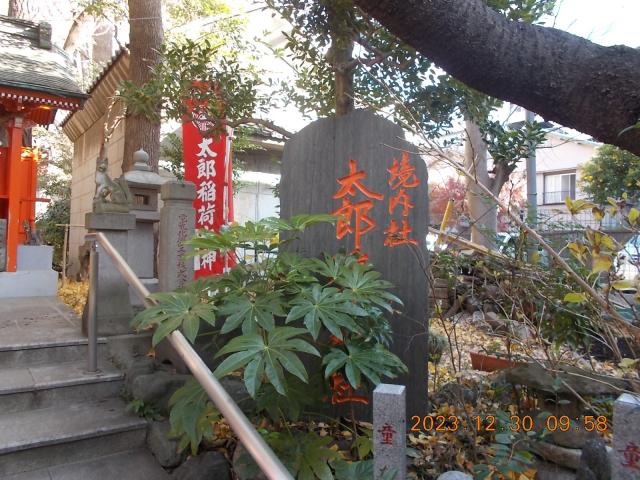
(158, 180), (196, 292)
(280, 109), (429, 415)
(124, 148), (169, 305)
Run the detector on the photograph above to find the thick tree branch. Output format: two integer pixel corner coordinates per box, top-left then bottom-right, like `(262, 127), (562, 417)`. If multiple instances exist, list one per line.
(229, 117), (294, 139)
(354, 0), (640, 155)
(490, 161), (518, 197)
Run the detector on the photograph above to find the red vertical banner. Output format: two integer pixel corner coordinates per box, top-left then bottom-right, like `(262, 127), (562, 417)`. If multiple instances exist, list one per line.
(182, 88), (234, 278)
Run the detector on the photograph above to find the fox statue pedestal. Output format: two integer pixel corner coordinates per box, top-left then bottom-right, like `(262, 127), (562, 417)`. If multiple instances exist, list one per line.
(82, 212), (136, 336)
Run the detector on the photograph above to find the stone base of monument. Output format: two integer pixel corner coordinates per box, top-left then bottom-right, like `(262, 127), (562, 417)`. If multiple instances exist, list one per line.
(129, 278), (160, 311)
(0, 245), (57, 298)
(81, 212), (135, 336)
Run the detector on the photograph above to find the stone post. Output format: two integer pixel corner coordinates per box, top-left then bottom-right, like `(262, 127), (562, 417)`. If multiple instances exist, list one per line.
(613, 393), (640, 479)
(374, 384), (406, 480)
(158, 181), (196, 292)
(83, 212), (136, 335)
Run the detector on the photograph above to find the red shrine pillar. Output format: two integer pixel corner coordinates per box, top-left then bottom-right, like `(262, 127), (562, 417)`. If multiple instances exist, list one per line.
(5, 116), (25, 272)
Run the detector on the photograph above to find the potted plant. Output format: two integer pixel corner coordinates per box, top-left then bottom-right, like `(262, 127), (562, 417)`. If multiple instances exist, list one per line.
(470, 340), (521, 372)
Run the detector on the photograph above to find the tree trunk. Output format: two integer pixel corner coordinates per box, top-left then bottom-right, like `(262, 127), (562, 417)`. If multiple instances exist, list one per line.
(332, 38), (355, 116)
(122, 0), (163, 172)
(464, 119), (496, 248)
(353, 0), (640, 155)
(8, 0), (34, 18)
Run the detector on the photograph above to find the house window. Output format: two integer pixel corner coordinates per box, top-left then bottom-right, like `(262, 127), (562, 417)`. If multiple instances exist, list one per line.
(544, 172), (576, 204)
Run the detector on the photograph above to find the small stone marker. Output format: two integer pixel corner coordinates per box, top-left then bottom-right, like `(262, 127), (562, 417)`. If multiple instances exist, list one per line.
(613, 393), (640, 479)
(436, 472), (472, 480)
(374, 384), (406, 480)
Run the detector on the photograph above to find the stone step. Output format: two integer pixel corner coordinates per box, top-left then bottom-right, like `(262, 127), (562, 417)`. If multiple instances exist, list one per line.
(0, 360), (124, 414)
(0, 398), (148, 476)
(0, 339), (108, 369)
(1, 449), (170, 480)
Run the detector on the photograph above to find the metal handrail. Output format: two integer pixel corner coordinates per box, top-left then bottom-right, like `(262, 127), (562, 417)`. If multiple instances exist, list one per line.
(85, 231), (293, 480)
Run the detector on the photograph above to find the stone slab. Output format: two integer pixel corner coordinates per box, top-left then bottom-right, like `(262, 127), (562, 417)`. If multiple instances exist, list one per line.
(0, 376), (123, 416)
(85, 212), (136, 231)
(127, 223), (155, 279)
(0, 429), (147, 477)
(47, 449), (171, 479)
(280, 110), (429, 415)
(16, 246), (53, 271)
(130, 278), (159, 311)
(0, 398), (146, 455)
(613, 393), (640, 479)
(0, 271), (57, 298)
(161, 181), (196, 202)
(28, 361), (121, 390)
(373, 384), (406, 480)
(0, 367), (34, 393)
(0, 297), (82, 350)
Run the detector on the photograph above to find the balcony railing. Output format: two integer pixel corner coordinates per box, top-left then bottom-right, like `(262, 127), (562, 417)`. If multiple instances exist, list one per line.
(543, 190), (575, 205)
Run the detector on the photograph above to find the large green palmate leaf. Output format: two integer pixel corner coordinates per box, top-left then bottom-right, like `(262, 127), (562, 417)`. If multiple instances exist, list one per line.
(255, 373), (327, 422)
(131, 292), (216, 346)
(309, 253), (353, 281)
(168, 378), (220, 455)
(217, 291), (287, 334)
(270, 253), (319, 293)
(269, 431), (341, 480)
(213, 327), (320, 396)
(323, 342), (407, 390)
(286, 284), (368, 339)
(333, 459), (397, 479)
(335, 264), (402, 313)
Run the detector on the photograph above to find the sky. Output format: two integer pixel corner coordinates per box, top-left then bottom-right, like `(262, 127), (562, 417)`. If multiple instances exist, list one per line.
(551, 0), (639, 47)
(1, 0), (636, 47)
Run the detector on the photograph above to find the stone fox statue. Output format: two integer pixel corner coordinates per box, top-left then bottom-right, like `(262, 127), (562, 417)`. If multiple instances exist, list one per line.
(93, 157), (133, 213)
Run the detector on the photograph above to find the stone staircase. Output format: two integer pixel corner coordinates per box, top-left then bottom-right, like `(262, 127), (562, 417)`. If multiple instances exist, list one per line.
(0, 297), (169, 479)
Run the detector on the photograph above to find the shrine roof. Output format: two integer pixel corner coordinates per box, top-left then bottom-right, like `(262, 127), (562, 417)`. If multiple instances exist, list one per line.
(0, 15), (87, 103)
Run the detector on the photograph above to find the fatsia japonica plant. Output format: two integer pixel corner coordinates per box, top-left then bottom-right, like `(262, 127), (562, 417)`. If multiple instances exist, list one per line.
(131, 214), (407, 463)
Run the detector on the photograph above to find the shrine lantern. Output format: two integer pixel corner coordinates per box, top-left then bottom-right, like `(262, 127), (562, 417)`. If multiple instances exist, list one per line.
(0, 16), (86, 273)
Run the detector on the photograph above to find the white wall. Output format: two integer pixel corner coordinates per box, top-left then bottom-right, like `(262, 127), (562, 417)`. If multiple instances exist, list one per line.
(234, 172), (280, 224)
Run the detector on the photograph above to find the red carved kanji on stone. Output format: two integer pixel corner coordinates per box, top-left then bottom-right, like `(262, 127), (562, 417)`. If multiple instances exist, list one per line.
(378, 422), (396, 445)
(328, 372), (369, 405)
(333, 159), (383, 262)
(385, 152), (420, 247)
(384, 219), (417, 247)
(621, 441), (640, 470)
(388, 151), (420, 190)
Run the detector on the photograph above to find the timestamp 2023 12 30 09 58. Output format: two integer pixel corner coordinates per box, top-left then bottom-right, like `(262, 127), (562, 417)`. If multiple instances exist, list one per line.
(410, 414), (609, 433)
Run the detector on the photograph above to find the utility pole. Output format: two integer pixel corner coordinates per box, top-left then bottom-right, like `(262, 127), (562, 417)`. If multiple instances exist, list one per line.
(525, 109), (538, 259)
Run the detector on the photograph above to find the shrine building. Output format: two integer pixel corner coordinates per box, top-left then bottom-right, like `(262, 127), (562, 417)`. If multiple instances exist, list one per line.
(0, 15), (86, 295)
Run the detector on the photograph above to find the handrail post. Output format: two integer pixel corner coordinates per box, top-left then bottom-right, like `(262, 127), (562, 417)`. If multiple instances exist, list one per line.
(86, 237), (99, 373)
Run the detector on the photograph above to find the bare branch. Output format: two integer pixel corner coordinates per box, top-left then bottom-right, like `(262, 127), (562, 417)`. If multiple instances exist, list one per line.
(229, 117), (294, 139)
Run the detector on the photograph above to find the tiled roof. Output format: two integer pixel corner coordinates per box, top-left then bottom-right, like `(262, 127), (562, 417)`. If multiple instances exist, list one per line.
(0, 15), (87, 100)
